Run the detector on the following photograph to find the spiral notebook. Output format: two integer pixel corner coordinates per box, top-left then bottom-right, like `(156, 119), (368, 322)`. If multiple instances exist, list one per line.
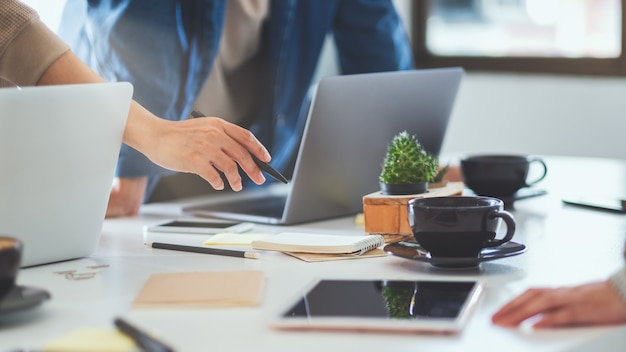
(251, 233), (385, 255)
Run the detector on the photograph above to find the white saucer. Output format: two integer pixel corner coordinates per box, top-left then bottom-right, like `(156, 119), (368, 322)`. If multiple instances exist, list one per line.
(384, 240), (526, 268)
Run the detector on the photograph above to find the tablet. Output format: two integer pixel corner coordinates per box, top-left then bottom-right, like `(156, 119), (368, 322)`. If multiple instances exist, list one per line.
(271, 279), (483, 334)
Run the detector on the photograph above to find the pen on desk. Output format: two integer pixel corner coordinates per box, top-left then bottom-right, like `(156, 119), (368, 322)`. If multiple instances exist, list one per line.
(190, 110), (289, 184)
(148, 242), (261, 259)
(114, 317), (175, 352)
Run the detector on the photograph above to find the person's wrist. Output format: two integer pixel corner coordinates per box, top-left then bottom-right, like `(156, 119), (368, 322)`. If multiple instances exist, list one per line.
(123, 101), (164, 155)
(609, 267), (626, 304)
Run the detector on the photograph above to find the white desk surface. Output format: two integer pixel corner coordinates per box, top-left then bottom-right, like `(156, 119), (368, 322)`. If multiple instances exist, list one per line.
(2, 156), (626, 351)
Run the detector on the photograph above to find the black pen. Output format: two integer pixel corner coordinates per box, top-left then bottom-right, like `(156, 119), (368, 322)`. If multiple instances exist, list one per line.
(190, 110), (288, 184)
(148, 242), (261, 259)
(114, 318), (175, 352)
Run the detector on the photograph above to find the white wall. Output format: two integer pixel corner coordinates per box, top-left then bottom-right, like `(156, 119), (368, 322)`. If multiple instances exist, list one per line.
(394, 0), (626, 160)
(21, 0), (67, 32)
(390, 1), (626, 160)
(441, 73), (626, 159)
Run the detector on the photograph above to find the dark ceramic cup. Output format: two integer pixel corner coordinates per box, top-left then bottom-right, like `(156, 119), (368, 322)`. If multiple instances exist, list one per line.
(460, 155), (547, 197)
(0, 236), (22, 293)
(407, 196), (516, 258)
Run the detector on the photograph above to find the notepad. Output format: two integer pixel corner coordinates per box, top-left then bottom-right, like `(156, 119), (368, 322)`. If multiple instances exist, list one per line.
(203, 233), (272, 246)
(285, 248), (387, 262)
(132, 270), (265, 308)
(251, 233), (385, 255)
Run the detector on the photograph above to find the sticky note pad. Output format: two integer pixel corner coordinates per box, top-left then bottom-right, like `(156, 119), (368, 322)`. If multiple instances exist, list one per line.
(43, 328), (139, 352)
(203, 233), (272, 246)
(133, 270), (265, 308)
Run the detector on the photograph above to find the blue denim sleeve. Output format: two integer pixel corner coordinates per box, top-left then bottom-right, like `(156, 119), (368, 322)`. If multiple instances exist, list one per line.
(61, 0), (226, 178)
(331, 0), (413, 74)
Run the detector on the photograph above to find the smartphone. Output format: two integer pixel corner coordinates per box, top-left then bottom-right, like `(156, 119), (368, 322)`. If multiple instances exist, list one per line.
(144, 220), (255, 234)
(561, 196), (626, 213)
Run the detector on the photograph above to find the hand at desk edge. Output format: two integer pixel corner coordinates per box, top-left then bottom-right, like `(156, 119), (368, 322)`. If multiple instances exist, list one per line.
(492, 279), (626, 328)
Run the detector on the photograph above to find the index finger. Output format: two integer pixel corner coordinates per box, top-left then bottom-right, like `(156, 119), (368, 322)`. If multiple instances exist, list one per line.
(223, 123), (271, 163)
(492, 289), (555, 326)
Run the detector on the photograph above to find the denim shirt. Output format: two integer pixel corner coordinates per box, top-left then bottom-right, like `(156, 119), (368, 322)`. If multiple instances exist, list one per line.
(60, 0), (412, 185)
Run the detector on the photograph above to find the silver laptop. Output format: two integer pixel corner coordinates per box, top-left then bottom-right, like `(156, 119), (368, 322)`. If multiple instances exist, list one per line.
(0, 82), (132, 267)
(184, 67), (464, 225)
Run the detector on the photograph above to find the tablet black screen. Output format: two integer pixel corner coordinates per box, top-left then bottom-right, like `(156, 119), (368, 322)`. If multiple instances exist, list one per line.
(282, 280), (477, 320)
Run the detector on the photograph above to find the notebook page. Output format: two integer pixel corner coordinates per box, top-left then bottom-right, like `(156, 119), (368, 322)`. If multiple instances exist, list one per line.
(251, 233), (385, 254)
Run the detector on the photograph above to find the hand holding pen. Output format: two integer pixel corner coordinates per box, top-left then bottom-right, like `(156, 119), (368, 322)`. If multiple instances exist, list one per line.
(190, 111), (288, 184)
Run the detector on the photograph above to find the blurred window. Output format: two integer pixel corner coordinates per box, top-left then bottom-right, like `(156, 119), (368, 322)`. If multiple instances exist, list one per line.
(413, 0), (625, 75)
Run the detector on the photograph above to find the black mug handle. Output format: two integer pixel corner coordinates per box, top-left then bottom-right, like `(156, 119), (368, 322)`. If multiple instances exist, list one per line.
(484, 210), (516, 248)
(526, 157), (547, 186)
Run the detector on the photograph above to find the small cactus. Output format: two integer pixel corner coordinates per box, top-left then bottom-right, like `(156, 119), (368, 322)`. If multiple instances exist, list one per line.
(379, 131), (438, 184)
(433, 164), (449, 183)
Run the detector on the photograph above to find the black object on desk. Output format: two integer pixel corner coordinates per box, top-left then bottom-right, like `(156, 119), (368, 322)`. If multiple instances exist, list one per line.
(562, 196), (626, 214)
(384, 240), (527, 269)
(189, 110), (288, 184)
(0, 285), (50, 318)
(465, 187), (547, 209)
(0, 236), (50, 319)
(114, 317), (175, 352)
(148, 242), (260, 259)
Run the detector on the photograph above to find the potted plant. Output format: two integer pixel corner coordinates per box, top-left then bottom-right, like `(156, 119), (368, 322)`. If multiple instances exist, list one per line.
(379, 131), (439, 195)
(430, 164), (450, 188)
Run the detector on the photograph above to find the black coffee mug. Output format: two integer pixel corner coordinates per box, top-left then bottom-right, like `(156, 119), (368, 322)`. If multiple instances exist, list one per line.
(0, 236), (22, 293)
(460, 155), (547, 197)
(407, 196), (516, 258)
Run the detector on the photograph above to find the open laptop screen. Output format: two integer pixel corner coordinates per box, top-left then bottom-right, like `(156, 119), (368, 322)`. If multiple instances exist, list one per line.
(0, 83), (132, 266)
(184, 67), (464, 224)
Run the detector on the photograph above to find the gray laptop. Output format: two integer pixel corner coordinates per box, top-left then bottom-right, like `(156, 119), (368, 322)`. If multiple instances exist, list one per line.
(184, 67), (464, 225)
(0, 82), (132, 267)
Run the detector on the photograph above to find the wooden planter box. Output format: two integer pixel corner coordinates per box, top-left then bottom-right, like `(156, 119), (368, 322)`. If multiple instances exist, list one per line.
(362, 182), (465, 243)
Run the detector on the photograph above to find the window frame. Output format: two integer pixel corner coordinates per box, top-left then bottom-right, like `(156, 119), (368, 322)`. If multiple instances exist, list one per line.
(412, 0), (626, 76)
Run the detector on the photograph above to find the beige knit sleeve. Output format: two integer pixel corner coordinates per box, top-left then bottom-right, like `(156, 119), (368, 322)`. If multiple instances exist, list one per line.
(0, 0), (70, 87)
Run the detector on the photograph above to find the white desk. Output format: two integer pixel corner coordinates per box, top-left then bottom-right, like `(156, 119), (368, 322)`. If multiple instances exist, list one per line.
(2, 156), (626, 351)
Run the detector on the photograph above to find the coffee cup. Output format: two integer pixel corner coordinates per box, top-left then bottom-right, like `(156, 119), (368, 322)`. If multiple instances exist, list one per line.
(460, 155), (547, 197)
(0, 236), (22, 293)
(407, 196), (516, 258)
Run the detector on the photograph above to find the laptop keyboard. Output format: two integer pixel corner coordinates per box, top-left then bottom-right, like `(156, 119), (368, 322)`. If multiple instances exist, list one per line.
(193, 195), (287, 218)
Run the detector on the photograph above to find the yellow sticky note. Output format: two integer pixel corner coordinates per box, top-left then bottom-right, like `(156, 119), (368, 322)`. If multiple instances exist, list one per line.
(43, 328), (140, 352)
(355, 213), (364, 226)
(203, 232), (272, 246)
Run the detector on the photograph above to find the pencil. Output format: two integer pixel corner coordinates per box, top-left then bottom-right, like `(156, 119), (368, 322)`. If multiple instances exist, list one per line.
(190, 110), (288, 184)
(148, 242), (260, 259)
(114, 317), (174, 352)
